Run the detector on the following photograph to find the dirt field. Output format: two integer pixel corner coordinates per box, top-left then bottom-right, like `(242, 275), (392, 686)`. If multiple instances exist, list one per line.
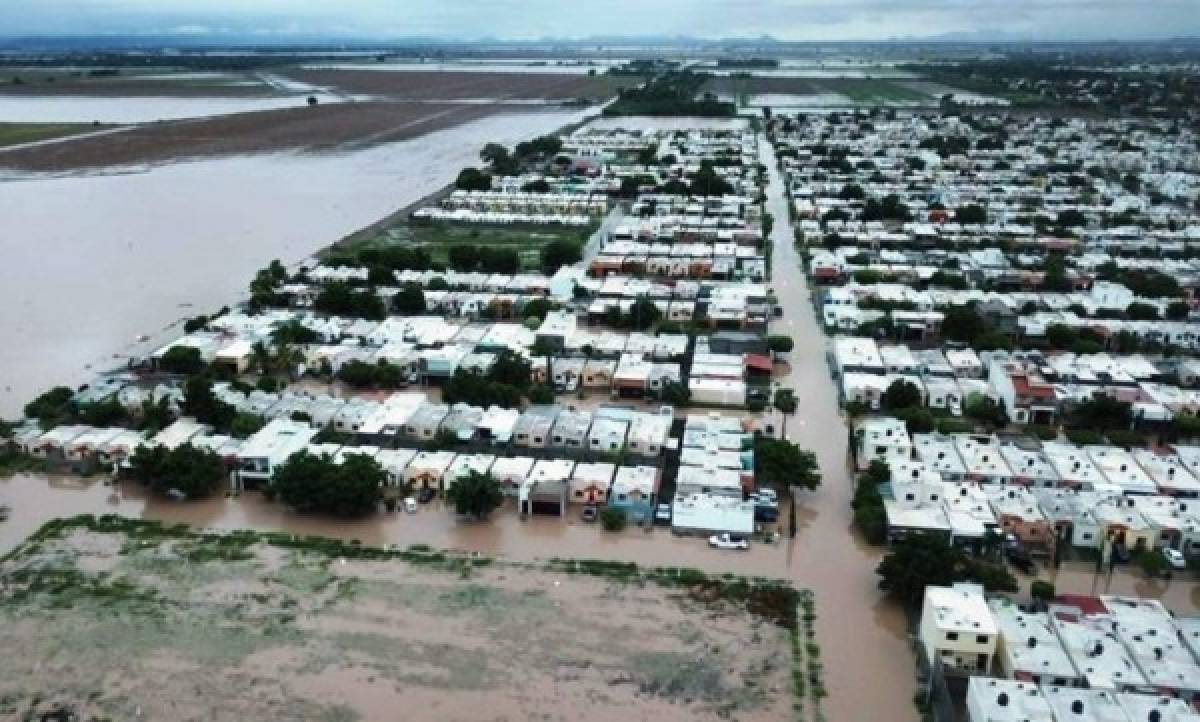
(282, 69), (633, 101)
(0, 70), (278, 97)
(0, 515), (799, 722)
(0, 101), (556, 172)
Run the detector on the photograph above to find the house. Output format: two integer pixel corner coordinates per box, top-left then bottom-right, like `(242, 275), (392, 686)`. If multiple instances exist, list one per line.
(1082, 496), (1157, 553)
(513, 405), (559, 448)
(1133, 495), (1200, 554)
(918, 583), (998, 676)
(670, 493), (754, 536)
(954, 435), (1015, 484)
(609, 466), (660, 521)
(152, 418), (210, 450)
(884, 479), (952, 543)
(478, 405), (520, 445)
(95, 429), (149, 469)
(676, 464), (745, 499)
(568, 462), (617, 504)
(520, 459), (574, 516)
(444, 454), (496, 492)
(490, 455), (536, 497)
(625, 410), (672, 457)
(988, 486), (1056, 553)
(582, 358), (617, 388)
(550, 409), (593, 450)
(1116, 693), (1200, 722)
(988, 359), (1059, 425)
(535, 310), (576, 352)
(586, 417), (628, 454)
(374, 448), (418, 487)
(833, 337), (885, 375)
(404, 450), (457, 491)
(1133, 449), (1200, 498)
(441, 403), (484, 443)
(988, 598), (1083, 687)
(999, 442), (1061, 488)
(856, 417), (913, 471)
(404, 402), (450, 443)
(236, 418), (319, 488)
(966, 679), (1052, 722)
(1042, 688), (1129, 722)
(1042, 441), (1109, 490)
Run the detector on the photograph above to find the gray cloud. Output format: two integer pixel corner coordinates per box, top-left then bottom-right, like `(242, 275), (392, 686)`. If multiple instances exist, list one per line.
(3, 0), (1197, 40)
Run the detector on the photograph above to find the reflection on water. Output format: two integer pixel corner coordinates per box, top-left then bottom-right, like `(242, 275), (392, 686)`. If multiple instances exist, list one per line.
(0, 108), (594, 417)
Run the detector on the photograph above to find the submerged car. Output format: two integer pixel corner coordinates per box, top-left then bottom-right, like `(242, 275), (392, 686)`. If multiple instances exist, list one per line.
(708, 533), (750, 551)
(654, 503), (672, 525)
(581, 504), (598, 522)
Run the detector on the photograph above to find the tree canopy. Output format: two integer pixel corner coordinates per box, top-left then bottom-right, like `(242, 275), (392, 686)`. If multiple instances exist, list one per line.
(272, 452), (384, 517)
(445, 470), (505, 520)
(128, 442), (224, 499)
(876, 535), (1017, 606)
(755, 438), (821, 491)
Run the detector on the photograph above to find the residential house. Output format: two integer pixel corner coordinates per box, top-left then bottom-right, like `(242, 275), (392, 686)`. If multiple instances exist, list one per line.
(490, 455), (536, 497)
(856, 417), (913, 471)
(568, 462), (617, 504)
(609, 466), (660, 521)
(236, 419), (319, 488)
(520, 459), (575, 516)
(918, 583), (998, 676)
(404, 450), (457, 491)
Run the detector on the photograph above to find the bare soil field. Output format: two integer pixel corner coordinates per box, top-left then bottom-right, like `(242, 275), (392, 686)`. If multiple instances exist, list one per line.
(282, 69), (633, 101)
(0, 101), (552, 172)
(0, 515), (799, 722)
(0, 70), (277, 97)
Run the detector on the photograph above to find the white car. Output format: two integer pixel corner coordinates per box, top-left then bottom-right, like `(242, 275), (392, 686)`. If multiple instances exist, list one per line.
(1163, 548), (1187, 570)
(708, 533), (750, 551)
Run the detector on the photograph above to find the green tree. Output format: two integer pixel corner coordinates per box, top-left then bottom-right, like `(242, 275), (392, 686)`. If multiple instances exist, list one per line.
(445, 470), (505, 520)
(964, 393), (1008, 427)
(129, 442), (224, 499)
(230, 413), (265, 440)
(1125, 302), (1159, 321)
(1069, 395), (1132, 431)
(1030, 580), (1056, 605)
(24, 386), (75, 428)
(755, 437), (821, 491)
(626, 297), (661, 330)
(876, 535), (1016, 606)
(181, 376), (236, 430)
(766, 335), (794, 353)
(392, 284), (427, 315)
(159, 346), (206, 375)
(955, 204), (987, 224)
(455, 167), (492, 191)
(272, 452), (383, 517)
(940, 305), (988, 344)
(882, 379), (923, 412)
(541, 240), (582, 273)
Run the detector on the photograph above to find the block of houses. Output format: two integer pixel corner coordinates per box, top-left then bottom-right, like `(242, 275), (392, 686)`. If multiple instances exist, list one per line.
(954, 435), (1015, 484)
(1087, 445), (1158, 495)
(152, 418), (211, 450)
(478, 405), (520, 445)
(1042, 441), (1109, 490)
(988, 598), (1083, 687)
(625, 411), (672, 457)
(404, 402), (450, 443)
(988, 359), (1059, 425)
(1132, 495), (1200, 555)
(586, 417), (628, 454)
(1080, 496), (1157, 553)
(1116, 693), (1200, 722)
(676, 464), (744, 499)
(856, 416), (913, 471)
(1133, 449), (1200, 498)
(999, 442), (1062, 489)
(1042, 687), (1129, 722)
(884, 478), (951, 543)
(670, 493), (754, 536)
(1102, 596), (1200, 701)
(918, 583), (998, 676)
(568, 462), (617, 505)
(520, 459), (574, 516)
(1048, 609), (1148, 692)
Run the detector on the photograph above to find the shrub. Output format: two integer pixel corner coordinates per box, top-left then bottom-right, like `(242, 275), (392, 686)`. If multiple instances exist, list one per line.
(600, 507), (627, 532)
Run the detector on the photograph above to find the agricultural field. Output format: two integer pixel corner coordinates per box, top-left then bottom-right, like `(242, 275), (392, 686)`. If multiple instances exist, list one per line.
(0, 68), (279, 97)
(705, 75), (937, 107)
(0, 102), (540, 172)
(0, 515), (802, 722)
(0, 122), (102, 148)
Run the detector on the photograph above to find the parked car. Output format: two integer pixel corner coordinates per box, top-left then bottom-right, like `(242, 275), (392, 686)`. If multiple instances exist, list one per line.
(754, 489), (778, 504)
(708, 533), (750, 551)
(654, 503), (672, 526)
(1163, 547), (1188, 570)
(403, 497), (418, 514)
(1006, 547), (1035, 575)
(417, 487), (436, 504)
(581, 504), (598, 523)
(754, 506), (779, 523)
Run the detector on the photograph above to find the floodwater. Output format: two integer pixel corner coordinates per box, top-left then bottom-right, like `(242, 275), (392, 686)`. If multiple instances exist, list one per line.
(0, 106), (597, 417)
(585, 116), (751, 132)
(0, 93), (346, 124)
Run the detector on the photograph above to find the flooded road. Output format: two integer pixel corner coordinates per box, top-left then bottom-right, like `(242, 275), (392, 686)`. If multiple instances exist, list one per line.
(0, 107), (594, 417)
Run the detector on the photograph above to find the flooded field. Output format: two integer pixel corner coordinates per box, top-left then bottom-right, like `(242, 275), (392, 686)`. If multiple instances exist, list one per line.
(0, 93), (344, 124)
(0, 515), (796, 722)
(280, 69), (631, 101)
(0, 106), (595, 417)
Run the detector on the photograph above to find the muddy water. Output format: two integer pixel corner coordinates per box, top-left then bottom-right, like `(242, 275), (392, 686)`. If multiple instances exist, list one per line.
(0, 107), (596, 417)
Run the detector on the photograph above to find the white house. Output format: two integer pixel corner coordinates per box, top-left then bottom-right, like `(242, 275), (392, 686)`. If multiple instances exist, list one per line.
(918, 583), (998, 676)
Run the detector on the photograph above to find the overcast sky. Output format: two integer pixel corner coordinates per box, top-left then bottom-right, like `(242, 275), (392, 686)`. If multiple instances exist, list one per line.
(4, 0), (1198, 41)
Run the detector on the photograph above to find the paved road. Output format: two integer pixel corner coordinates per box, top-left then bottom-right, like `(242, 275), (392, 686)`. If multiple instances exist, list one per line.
(759, 135), (920, 722)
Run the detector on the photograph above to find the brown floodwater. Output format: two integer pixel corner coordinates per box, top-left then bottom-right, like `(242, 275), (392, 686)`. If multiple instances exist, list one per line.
(0, 107), (595, 418)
